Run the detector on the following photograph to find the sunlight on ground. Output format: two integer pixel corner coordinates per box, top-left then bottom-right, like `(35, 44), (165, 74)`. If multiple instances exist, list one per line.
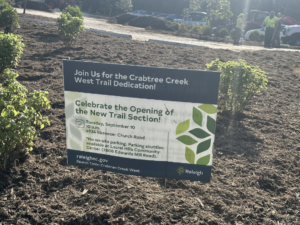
(293, 68), (300, 84)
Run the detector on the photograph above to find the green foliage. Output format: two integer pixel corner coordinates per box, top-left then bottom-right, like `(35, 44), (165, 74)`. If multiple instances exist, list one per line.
(115, 0), (133, 13)
(202, 25), (212, 36)
(168, 21), (202, 34)
(56, 8), (85, 47)
(219, 28), (229, 38)
(0, 4), (19, 32)
(0, 32), (24, 74)
(0, 69), (51, 169)
(202, 0), (233, 27)
(249, 30), (264, 42)
(62, 5), (83, 19)
(206, 59), (268, 113)
(230, 29), (235, 39)
(213, 29), (219, 37)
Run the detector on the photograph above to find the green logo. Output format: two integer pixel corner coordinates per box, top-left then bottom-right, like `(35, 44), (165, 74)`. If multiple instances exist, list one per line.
(176, 104), (217, 165)
(177, 166), (185, 175)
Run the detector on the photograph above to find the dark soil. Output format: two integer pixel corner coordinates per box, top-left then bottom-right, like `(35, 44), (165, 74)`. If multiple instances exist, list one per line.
(0, 19), (300, 225)
(15, 1), (53, 13)
(112, 14), (174, 32)
(114, 14), (138, 24)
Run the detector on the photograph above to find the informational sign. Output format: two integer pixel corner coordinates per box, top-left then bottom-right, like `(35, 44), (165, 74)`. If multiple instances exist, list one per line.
(63, 60), (220, 182)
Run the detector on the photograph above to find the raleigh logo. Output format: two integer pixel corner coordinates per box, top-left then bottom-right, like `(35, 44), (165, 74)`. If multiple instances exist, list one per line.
(176, 166), (185, 175)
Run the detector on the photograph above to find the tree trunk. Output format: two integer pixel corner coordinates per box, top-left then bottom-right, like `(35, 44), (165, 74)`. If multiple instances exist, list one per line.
(23, 0), (27, 14)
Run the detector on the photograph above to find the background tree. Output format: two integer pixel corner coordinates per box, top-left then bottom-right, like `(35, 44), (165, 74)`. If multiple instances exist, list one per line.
(115, 0), (133, 13)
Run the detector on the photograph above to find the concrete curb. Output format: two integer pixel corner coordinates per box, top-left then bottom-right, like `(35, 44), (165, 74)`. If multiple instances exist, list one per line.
(19, 17), (132, 39)
(19, 17), (56, 25)
(148, 39), (200, 48)
(87, 28), (132, 39)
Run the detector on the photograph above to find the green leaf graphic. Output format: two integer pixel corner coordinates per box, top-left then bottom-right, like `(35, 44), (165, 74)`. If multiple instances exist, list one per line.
(196, 154), (210, 165)
(70, 123), (82, 141)
(65, 102), (74, 119)
(198, 104), (217, 114)
(185, 147), (195, 164)
(197, 139), (211, 154)
(193, 107), (203, 127)
(189, 128), (210, 139)
(65, 92), (82, 101)
(176, 119), (190, 135)
(177, 135), (197, 145)
(207, 116), (216, 134)
(70, 139), (81, 150)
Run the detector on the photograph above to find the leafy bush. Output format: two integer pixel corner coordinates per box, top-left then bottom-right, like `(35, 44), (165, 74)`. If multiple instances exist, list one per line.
(202, 25), (212, 36)
(56, 10), (85, 47)
(249, 30), (264, 42)
(0, 32), (24, 74)
(168, 21), (202, 34)
(206, 59), (268, 113)
(0, 4), (19, 33)
(213, 29), (219, 37)
(219, 28), (229, 38)
(0, 69), (51, 169)
(230, 29), (235, 39)
(190, 24), (202, 34)
(62, 5), (83, 19)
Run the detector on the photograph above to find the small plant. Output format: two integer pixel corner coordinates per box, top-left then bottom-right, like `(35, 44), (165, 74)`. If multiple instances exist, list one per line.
(0, 32), (24, 74)
(56, 9), (85, 47)
(230, 29), (235, 39)
(219, 28), (229, 38)
(190, 24), (202, 34)
(206, 59), (268, 113)
(62, 5), (83, 19)
(202, 25), (212, 36)
(249, 30), (264, 42)
(213, 29), (219, 37)
(0, 4), (19, 33)
(0, 69), (51, 169)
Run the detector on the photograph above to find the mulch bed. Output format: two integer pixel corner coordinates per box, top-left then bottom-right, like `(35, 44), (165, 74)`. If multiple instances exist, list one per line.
(0, 19), (300, 224)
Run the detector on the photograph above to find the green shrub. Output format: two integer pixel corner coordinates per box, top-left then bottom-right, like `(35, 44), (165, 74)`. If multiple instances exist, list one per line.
(249, 30), (264, 42)
(202, 25), (212, 36)
(0, 4), (19, 33)
(190, 24), (202, 34)
(62, 5), (83, 19)
(230, 29), (235, 39)
(0, 32), (24, 74)
(213, 29), (219, 37)
(56, 11), (85, 47)
(206, 59), (268, 113)
(0, 69), (51, 169)
(219, 28), (229, 38)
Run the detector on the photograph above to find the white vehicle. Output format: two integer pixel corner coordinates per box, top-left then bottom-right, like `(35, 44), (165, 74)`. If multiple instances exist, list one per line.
(244, 25), (285, 42)
(281, 25), (300, 46)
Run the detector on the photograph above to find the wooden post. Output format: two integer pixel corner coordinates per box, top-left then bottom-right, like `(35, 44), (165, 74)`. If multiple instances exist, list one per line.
(23, 0), (27, 14)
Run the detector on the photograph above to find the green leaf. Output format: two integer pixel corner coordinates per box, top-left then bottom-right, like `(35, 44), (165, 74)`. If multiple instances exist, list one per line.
(189, 128), (210, 139)
(193, 107), (202, 127)
(196, 154), (210, 165)
(70, 123), (82, 140)
(176, 119), (190, 135)
(197, 139), (211, 154)
(185, 147), (195, 164)
(207, 116), (216, 134)
(70, 139), (81, 150)
(198, 104), (217, 114)
(177, 135), (197, 145)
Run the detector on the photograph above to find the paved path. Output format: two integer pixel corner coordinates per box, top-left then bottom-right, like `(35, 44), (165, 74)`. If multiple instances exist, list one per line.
(17, 8), (300, 52)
